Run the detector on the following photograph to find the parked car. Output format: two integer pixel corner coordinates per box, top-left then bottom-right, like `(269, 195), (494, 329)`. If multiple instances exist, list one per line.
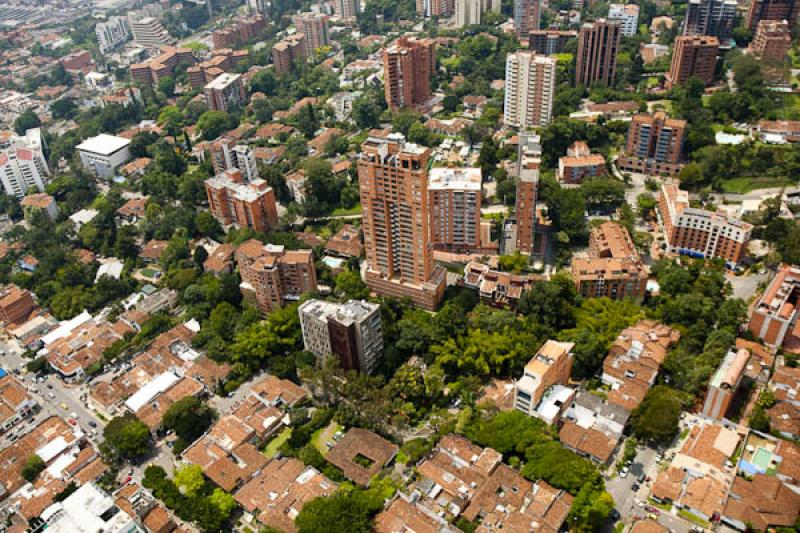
(619, 467), (629, 478)
(88, 420), (97, 428)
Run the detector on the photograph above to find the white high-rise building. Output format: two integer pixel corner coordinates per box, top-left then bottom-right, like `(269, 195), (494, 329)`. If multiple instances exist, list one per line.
(233, 145), (259, 182)
(127, 16), (173, 47)
(503, 51), (557, 129)
(96, 16), (131, 54)
(455, 0), (500, 27)
(0, 128), (49, 198)
(608, 3), (639, 36)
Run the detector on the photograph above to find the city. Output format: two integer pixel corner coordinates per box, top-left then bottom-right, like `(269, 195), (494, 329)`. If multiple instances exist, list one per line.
(0, 0), (798, 531)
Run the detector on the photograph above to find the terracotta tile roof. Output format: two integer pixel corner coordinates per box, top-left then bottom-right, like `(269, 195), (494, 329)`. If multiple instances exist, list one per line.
(324, 224), (362, 257)
(679, 475), (727, 518)
(724, 474), (800, 530)
(140, 239), (168, 261)
(117, 197), (148, 219)
(775, 439), (800, 486)
(375, 497), (455, 533)
(630, 519), (668, 533)
(558, 420), (618, 463)
(203, 242), (235, 273)
(652, 466), (683, 502)
(462, 463), (532, 521)
(234, 457), (337, 533)
(249, 374), (306, 407)
(326, 428), (398, 486)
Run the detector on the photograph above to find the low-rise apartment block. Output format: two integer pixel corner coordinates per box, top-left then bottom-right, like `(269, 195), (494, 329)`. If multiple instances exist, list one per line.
(129, 47), (194, 86)
(658, 182), (753, 264)
(205, 169), (278, 233)
(212, 15), (266, 49)
(299, 299), (383, 374)
(557, 141), (606, 184)
(514, 340), (574, 416)
(187, 48), (250, 89)
(463, 261), (544, 307)
(617, 112), (686, 176)
(702, 347), (750, 420)
(235, 239), (317, 315)
(571, 221), (647, 301)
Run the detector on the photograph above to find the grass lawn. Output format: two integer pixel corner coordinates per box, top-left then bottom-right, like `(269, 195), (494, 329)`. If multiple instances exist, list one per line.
(262, 427), (292, 458)
(720, 176), (790, 194)
(648, 498), (673, 512)
(331, 204), (362, 216)
(312, 421), (342, 455)
(677, 509), (710, 528)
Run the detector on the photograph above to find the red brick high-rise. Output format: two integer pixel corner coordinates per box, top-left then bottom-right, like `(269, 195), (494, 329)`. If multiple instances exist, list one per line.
(666, 35), (719, 89)
(212, 15), (266, 49)
(575, 19), (621, 87)
(617, 112), (687, 176)
(271, 34), (307, 75)
(235, 240), (317, 315)
(293, 12), (329, 57)
(383, 37), (437, 111)
(746, 0), (800, 30)
(205, 169), (278, 233)
(749, 19), (792, 61)
(358, 133), (446, 310)
(515, 133), (540, 254)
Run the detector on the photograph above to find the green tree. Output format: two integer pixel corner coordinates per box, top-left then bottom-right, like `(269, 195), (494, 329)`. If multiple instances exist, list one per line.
(335, 270), (370, 300)
(51, 98), (79, 120)
(518, 273), (578, 331)
(295, 488), (385, 533)
(158, 76), (176, 97)
(466, 410), (553, 455)
(197, 110), (236, 140)
(103, 413), (150, 459)
(14, 109), (41, 135)
(21, 455), (46, 482)
(161, 396), (215, 454)
(629, 385), (684, 446)
(174, 463), (205, 497)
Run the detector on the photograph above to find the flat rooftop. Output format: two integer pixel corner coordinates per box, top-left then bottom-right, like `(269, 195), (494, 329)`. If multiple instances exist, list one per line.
(76, 134), (131, 156)
(429, 167), (482, 190)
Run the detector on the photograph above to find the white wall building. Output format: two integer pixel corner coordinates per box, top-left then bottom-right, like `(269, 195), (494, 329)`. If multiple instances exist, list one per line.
(127, 16), (173, 47)
(42, 483), (142, 533)
(608, 3), (639, 36)
(0, 128), (49, 198)
(96, 16), (131, 54)
(76, 134), (132, 178)
(503, 51), (556, 129)
(455, 0), (501, 27)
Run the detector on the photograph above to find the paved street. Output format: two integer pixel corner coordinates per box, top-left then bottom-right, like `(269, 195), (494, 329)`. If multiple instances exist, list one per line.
(726, 269), (770, 302)
(606, 445), (693, 533)
(0, 338), (106, 442)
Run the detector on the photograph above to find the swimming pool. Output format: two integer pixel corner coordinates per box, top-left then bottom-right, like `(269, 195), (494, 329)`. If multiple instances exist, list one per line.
(752, 447), (773, 470)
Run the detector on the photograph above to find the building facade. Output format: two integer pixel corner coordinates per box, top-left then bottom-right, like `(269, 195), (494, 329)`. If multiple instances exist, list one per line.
(557, 140), (606, 184)
(383, 37), (436, 111)
(666, 35), (719, 89)
(76, 134), (132, 179)
(514, 0), (541, 38)
(212, 15), (266, 49)
(617, 112), (686, 176)
(514, 340), (574, 416)
(748, 19), (792, 61)
(96, 16), (131, 54)
(515, 133), (540, 254)
(127, 16), (173, 47)
(683, 0), (738, 43)
(299, 299), (383, 374)
(503, 51), (557, 129)
(748, 264), (800, 348)
(358, 134), (446, 310)
(208, 137), (259, 181)
(528, 30), (577, 55)
(658, 182), (753, 264)
(293, 12), (329, 56)
(456, 0), (499, 27)
(428, 167), (482, 252)
(204, 73), (246, 112)
(608, 4), (639, 36)
(575, 19), (621, 87)
(0, 129), (49, 198)
(129, 47), (194, 86)
(571, 221), (647, 300)
(236, 240), (317, 315)
(272, 34), (307, 75)
(702, 348), (750, 420)
(205, 169), (278, 233)
(746, 0), (799, 30)
(417, 0), (454, 17)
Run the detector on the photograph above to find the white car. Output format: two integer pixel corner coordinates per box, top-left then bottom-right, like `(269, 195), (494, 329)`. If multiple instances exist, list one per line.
(619, 467), (629, 478)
